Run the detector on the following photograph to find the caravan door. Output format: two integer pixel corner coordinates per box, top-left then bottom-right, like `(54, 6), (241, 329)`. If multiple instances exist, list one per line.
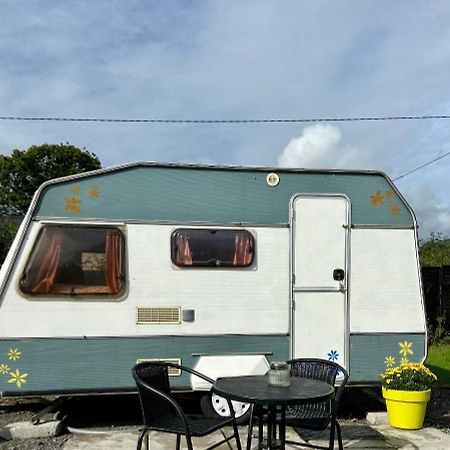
(291, 194), (350, 370)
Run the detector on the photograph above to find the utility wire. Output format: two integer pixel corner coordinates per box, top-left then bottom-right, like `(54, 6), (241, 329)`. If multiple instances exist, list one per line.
(1, 113), (449, 181)
(393, 150), (450, 181)
(1, 114), (450, 124)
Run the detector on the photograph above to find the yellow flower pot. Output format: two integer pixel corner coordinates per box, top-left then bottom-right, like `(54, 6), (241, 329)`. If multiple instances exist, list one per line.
(382, 387), (431, 429)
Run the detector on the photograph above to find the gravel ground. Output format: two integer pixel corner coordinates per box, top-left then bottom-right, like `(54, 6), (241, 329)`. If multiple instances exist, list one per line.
(0, 388), (449, 450)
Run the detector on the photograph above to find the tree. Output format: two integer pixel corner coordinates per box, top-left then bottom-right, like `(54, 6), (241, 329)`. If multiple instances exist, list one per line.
(0, 143), (101, 213)
(419, 232), (450, 267)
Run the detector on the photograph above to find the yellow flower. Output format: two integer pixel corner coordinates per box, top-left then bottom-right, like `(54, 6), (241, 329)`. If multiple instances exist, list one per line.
(64, 197), (81, 213)
(384, 356), (396, 367)
(0, 363), (10, 374)
(370, 191), (384, 208)
(7, 348), (21, 361)
(8, 369), (28, 388)
(399, 341), (413, 357)
(88, 186), (100, 198)
(70, 184), (81, 195)
(400, 357), (409, 364)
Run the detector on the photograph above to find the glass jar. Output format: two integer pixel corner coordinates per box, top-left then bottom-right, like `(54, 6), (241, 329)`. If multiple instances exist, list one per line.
(268, 361), (290, 387)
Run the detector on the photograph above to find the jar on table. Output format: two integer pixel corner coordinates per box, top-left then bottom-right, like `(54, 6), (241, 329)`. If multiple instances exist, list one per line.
(268, 361), (291, 387)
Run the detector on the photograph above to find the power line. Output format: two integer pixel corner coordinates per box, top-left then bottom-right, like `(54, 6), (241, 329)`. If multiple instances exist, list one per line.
(1, 113), (449, 181)
(393, 150), (450, 181)
(1, 114), (450, 124)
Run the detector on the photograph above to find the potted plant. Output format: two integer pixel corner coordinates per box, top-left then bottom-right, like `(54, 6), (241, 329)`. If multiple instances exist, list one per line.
(381, 361), (437, 429)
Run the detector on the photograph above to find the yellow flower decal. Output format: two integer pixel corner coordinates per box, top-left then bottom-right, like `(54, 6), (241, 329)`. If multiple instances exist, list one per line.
(399, 341), (414, 357)
(70, 185), (81, 195)
(401, 357), (409, 364)
(390, 204), (401, 215)
(8, 369), (28, 388)
(370, 191), (384, 208)
(0, 363), (10, 374)
(64, 197), (81, 213)
(8, 348), (21, 361)
(385, 190), (394, 199)
(88, 186), (100, 198)
(384, 356), (396, 367)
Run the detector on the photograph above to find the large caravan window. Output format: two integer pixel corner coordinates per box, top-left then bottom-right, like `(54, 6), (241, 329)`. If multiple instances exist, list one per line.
(171, 229), (254, 267)
(20, 226), (125, 296)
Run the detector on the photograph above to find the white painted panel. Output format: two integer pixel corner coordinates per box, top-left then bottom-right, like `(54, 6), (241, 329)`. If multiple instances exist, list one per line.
(293, 197), (347, 288)
(294, 291), (346, 368)
(192, 355), (270, 390)
(0, 223), (289, 337)
(350, 229), (425, 333)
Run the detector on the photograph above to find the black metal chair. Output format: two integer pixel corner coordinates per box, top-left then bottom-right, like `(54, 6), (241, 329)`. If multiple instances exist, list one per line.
(246, 359), (348, 450)
(132, 361), (242, 450)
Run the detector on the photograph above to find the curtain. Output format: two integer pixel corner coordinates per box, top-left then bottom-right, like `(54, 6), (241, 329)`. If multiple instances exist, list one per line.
(233, 233), (253, 266)
(31, 228), (63, 294)
(175, 232), (192, 265)
(105, 231), (124, 293)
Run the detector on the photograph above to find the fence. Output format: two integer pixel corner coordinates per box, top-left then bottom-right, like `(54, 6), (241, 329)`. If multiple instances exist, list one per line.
(422, 265), (450, 331)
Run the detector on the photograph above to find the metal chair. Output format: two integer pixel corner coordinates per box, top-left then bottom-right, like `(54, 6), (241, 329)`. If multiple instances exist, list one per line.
(132, 361), (242, 450)
(246, 359), (348, 450)
(284, 358), (349, 450)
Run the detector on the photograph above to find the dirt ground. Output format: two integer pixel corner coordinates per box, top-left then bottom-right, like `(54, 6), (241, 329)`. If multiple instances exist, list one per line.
(0, 387), (449, 450)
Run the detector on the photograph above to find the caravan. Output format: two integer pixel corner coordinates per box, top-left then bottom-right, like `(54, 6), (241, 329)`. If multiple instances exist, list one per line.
(0, 162), (426, 419)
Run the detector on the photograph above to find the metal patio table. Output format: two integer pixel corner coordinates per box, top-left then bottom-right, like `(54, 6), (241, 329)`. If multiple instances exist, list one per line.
(212, 375), (335, 450)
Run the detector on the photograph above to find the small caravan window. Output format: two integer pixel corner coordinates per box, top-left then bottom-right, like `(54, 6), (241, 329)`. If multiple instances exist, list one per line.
(19, 226), (125, 297)
(171, 229), (255, 267)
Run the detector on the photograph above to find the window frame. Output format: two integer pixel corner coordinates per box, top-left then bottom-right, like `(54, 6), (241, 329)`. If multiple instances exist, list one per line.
(170, 228), (256, 268)
(18, 224), (126, 299)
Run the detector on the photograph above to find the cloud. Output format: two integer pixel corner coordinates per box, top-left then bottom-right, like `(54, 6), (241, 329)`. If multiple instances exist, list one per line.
(402, 183), (450, 239)
(277, 124), (371, 169)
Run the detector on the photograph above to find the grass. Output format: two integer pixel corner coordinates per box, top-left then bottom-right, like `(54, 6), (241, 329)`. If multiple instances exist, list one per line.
(425, 342), (450, 386)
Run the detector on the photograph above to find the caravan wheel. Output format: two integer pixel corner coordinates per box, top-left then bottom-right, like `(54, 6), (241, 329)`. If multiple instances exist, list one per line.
(200, 393), (251, 425)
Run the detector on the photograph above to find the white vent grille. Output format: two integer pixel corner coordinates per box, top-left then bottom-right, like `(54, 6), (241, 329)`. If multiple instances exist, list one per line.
(136, 358), (182, 376)
(137, 307), (181, 324)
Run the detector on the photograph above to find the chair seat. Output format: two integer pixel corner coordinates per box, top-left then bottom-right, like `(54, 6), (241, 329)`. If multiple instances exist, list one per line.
(148, 414), (236, 436)
(288, 416), (331, 430)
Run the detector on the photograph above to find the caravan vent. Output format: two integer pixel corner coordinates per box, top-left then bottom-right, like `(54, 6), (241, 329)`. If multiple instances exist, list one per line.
(137, 307), (181, 324)
(136, 358), (182, 376)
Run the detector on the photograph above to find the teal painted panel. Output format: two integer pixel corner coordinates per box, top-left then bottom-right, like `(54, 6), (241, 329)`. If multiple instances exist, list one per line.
(0, 335), (288, 396)
(349, 334), (426, 383)
(35, 166), (413, 226)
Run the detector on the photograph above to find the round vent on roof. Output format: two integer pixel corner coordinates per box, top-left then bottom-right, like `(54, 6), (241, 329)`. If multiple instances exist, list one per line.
(266, 172), (280, 187)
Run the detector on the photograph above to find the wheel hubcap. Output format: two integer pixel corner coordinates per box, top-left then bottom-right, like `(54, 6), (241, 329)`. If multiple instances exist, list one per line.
(211, 393), (250, 418)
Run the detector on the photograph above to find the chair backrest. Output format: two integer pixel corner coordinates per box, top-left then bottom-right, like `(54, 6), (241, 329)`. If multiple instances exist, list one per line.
(286, 358), (349, 422)
(132, 361), (184, 429)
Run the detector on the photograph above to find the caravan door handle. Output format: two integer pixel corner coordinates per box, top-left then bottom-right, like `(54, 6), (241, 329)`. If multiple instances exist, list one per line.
(333, 269), (345, 281)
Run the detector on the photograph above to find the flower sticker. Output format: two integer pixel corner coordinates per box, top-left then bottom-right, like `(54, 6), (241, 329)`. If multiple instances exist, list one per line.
(328, 350), (339, 362)
(8, 348), (21, 361)
(384, 356), (396, 367)
(399, 341), (414, 357)
(64, 197), (81, 213)
(401, 357), (409, 365)
(370, 191), (384, 208)
(88, 186), (100, 198)
(8, 369), (28, 388)
(0, 363), (10, 374)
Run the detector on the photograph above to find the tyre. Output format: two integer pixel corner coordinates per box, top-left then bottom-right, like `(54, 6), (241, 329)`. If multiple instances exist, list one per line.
(200, 392), (251, 425)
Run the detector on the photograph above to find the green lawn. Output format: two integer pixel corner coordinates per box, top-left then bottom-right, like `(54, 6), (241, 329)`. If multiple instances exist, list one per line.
(425, 342), (450, 386)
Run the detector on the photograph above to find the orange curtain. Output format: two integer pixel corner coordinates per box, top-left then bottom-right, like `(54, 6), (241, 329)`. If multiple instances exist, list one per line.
(31, 229), (63, 294)
(105, 231), (123, 293)
(176, 232), (192, 265)
(233, 233), (253, 266)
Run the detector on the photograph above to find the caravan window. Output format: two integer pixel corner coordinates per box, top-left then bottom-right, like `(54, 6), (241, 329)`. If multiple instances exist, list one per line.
(19, 226), (125, 296)
(171, 229), (255, 267)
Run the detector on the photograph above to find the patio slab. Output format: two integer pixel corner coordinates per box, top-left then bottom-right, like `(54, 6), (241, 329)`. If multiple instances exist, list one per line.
(62, 422), (450, 449)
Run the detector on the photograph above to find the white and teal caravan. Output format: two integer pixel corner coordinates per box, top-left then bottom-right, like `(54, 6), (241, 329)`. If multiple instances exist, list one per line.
(0, 162), (426, 415)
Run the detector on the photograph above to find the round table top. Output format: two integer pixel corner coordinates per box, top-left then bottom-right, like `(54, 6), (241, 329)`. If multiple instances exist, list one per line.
(212, 375), (335, 406)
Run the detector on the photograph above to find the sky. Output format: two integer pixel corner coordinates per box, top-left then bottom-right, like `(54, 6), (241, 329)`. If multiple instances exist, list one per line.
(1, 0), (450, 238)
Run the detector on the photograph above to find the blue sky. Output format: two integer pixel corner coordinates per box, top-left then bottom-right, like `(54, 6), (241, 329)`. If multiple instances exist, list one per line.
(1, 1), (450, 237)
